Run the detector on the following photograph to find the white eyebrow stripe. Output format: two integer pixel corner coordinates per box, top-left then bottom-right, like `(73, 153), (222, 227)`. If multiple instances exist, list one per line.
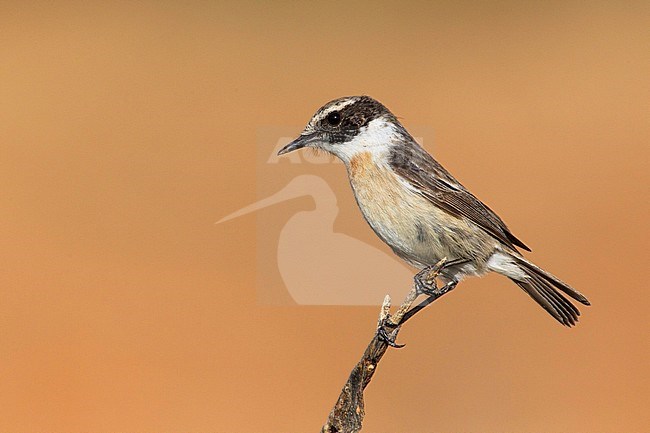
(311, 98), (359, 124)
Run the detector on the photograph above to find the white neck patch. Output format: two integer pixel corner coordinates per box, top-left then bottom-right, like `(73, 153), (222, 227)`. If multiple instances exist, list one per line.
(323, 117), (398, 165)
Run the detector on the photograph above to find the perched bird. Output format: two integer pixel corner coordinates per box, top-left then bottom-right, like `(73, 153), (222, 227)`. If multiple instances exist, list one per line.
(278, 96), (590, 326)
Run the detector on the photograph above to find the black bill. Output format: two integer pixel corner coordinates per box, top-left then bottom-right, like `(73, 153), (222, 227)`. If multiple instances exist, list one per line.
(277, 132), (322, 155)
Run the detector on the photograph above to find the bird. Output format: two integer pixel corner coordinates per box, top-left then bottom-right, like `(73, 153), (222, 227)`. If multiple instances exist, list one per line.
(277, 95), (590, 326)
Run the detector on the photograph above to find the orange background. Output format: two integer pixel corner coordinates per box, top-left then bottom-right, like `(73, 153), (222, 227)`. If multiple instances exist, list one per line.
(1, 2), (648, 432)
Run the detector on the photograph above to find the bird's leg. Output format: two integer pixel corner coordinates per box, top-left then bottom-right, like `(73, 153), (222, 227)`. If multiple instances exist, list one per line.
(414, 265), (439, 296)
(401, 280), (459, 324)
(414, 265), (455, 297)
(376, 320), (404, 348)
(376, 258), (468, 347)
(414, 258), (468, 297)
(375, 295), (404, 348)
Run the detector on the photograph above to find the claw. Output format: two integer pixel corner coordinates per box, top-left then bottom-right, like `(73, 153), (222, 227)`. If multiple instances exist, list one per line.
(414, 258), (467, 297)
(414, 265), (439, 296)
(376, 319), (405, 348)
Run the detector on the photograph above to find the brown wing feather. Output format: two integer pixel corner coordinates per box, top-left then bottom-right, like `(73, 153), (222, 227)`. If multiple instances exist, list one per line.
(389, 139), (531, 252)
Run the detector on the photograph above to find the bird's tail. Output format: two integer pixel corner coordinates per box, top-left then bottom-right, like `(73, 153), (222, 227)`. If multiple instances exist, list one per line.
(489, 252), (590, 326)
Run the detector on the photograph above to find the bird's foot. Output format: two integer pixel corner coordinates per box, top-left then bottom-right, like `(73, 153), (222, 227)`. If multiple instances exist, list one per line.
(427, 280), (458, 297)
(376, 318), (404, 348)
(414, 265), (441, 297)
(414, 258), (468, 297)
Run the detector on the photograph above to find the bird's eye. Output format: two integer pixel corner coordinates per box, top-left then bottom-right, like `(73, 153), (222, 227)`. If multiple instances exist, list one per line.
(326, 111), (341, 126)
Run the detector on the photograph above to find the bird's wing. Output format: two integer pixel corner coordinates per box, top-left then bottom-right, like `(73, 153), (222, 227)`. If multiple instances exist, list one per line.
(389, 143), (531, 252)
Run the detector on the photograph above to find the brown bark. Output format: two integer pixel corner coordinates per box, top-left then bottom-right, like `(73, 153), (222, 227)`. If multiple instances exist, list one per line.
(321, 259), (450, 433)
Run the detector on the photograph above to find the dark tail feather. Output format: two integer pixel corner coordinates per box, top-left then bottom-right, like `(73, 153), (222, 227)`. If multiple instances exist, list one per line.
(510, 255), (591, 306)
(508, 255), (590, 327)
(510, 276), (579, 326)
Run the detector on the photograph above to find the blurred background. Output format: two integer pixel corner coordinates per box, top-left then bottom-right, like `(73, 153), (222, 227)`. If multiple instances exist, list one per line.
(1, 1), (648, 432)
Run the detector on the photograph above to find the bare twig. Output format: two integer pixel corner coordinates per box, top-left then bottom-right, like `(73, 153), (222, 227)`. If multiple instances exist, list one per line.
(321, 259), (451, 433)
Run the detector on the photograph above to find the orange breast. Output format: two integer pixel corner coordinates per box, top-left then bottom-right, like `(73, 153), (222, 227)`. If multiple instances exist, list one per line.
(346, 151), (493, 268)
(347, 152), (434, 261)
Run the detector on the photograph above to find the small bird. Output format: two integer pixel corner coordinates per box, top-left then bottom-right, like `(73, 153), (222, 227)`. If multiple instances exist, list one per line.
(278, 96), (590, 326)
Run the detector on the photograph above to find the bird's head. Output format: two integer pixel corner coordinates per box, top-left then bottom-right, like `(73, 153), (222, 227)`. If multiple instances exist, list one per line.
(278, 96), (407, 164)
